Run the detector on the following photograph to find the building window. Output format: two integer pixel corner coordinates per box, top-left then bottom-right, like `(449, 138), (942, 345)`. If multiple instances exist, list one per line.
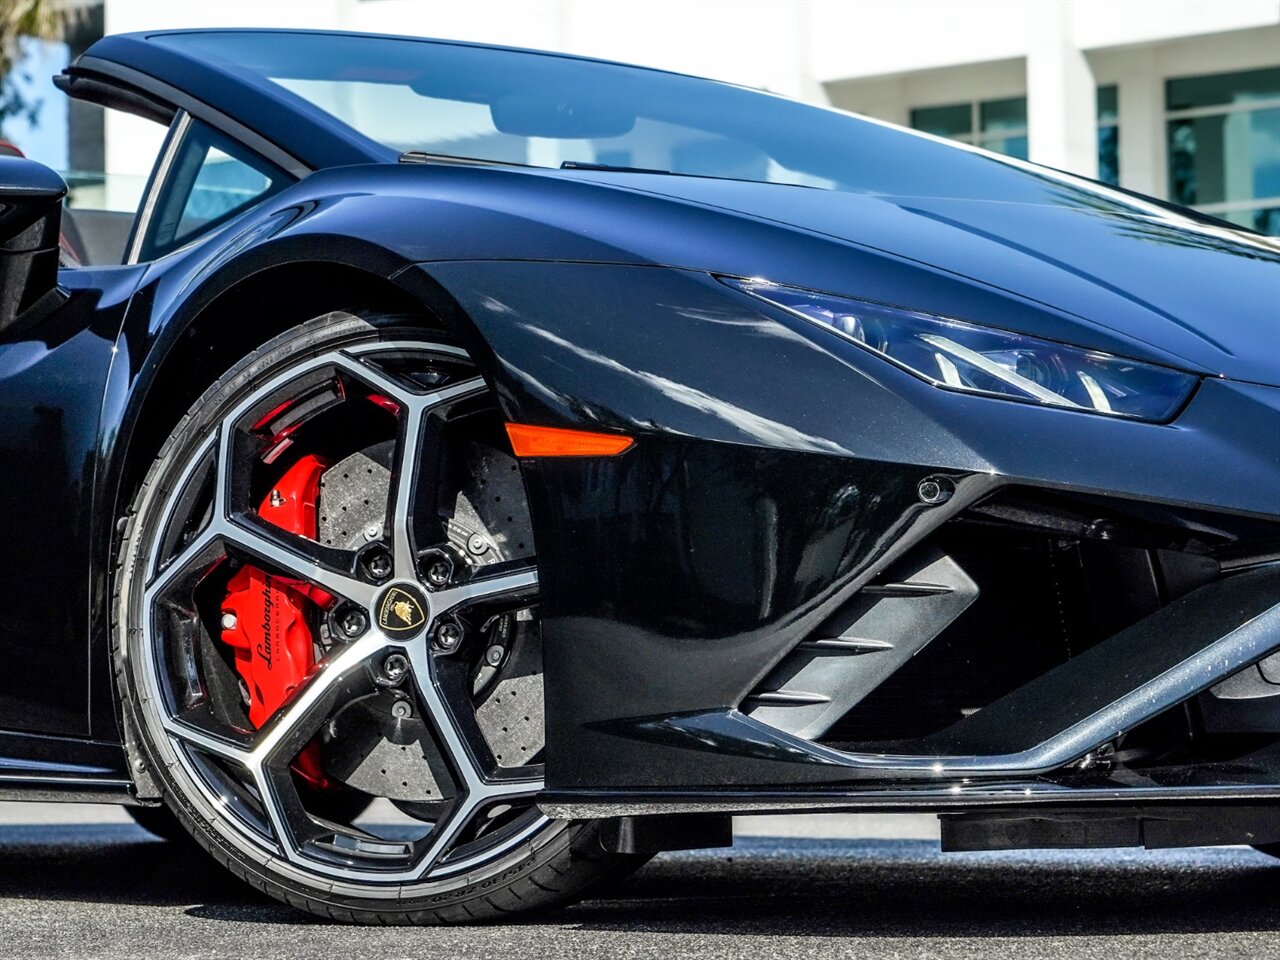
(910, 96), (1028, 160)
(1097, 85), (1119, 186)
(1166, 66), (1280, 236)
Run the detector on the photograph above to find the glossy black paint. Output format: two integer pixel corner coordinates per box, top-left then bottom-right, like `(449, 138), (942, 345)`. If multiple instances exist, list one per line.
(0, 727), (130, 801)
(0, 265), (141, 737)
(0, 30), (1275, 797)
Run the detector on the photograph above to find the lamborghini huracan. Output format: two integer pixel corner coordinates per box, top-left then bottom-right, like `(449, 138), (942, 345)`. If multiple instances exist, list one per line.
(1, 28), (1278, 924)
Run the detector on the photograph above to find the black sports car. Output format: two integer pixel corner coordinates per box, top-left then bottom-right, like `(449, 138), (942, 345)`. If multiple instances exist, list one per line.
(1, 28), (1278, 925)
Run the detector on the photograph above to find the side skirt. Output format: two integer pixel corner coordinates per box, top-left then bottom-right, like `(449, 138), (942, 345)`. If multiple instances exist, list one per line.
(0, 728), (134, 802)
(539, 783), (1280, 820)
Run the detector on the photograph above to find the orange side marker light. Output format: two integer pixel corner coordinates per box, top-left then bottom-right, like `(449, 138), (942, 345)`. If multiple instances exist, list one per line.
(505, 422), (635, 457)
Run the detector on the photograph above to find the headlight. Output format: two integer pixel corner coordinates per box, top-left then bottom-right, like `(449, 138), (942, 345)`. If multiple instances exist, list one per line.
(724, 279), (1198, 423)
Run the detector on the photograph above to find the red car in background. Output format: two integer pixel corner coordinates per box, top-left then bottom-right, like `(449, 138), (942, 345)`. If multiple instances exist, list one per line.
(0, 139), (81, 264)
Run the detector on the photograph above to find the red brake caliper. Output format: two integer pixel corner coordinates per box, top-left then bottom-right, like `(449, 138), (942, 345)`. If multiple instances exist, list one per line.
(219, 454), (335, 789)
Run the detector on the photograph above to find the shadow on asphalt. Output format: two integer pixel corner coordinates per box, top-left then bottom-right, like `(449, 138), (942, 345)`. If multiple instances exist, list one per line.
(3, 826), (1279, 937)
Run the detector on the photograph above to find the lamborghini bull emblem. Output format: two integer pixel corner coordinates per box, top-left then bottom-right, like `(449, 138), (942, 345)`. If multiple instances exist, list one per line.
(377, 586), (428, 635)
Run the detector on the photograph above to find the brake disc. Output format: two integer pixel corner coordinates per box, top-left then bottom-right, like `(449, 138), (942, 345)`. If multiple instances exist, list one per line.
(318, 441), (393, 548)
(444, 440), (536, 566)
(473, 610), (546, 767)
(318, 438), (535, 565)
(320, 690), (455, 805)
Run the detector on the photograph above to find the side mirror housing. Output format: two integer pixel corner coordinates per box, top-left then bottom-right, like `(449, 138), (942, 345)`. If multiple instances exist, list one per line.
(0, 157), (66, 337)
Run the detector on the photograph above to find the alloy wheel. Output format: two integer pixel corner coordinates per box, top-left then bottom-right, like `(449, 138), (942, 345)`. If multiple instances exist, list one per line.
(128, 335), (556, 893)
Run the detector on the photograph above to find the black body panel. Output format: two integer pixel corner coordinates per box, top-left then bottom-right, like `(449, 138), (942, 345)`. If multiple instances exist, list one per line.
(0, 266), (141, 737)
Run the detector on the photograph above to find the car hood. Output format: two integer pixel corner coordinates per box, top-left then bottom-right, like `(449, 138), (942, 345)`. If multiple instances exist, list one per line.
(563, 169), (1280, 387)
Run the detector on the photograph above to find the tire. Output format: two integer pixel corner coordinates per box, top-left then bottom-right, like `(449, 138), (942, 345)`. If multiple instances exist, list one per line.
(113, 312), (647, 923)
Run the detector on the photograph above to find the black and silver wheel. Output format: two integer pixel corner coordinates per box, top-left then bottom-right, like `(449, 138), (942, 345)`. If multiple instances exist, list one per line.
(114, 313), (642, 923)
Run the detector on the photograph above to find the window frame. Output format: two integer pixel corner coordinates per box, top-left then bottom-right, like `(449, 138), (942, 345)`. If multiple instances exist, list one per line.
(1164, 68), (1280, 231)
(124, 109), (191, 265)
(1096, 84), (1120, 187)
(908, 96), (1029, 159)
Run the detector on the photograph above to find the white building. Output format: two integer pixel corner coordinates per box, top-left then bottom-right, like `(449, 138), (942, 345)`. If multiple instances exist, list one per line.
(39, 1), (1280, 234)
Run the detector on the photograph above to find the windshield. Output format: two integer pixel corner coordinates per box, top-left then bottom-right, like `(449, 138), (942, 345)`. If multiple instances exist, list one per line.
(150, 30), (1106, 202)
(149, 30), (1266, 230)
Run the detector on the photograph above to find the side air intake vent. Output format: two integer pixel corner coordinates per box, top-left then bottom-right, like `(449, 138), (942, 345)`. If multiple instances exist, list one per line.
(742, 548), (977, 739)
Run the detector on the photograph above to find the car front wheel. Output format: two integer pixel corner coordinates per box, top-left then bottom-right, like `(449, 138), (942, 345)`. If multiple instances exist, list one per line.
(113, 312), (644, 923)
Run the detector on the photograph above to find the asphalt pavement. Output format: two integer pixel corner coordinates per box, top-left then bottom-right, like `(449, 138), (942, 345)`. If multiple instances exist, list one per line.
(1, 802), (1278, 959)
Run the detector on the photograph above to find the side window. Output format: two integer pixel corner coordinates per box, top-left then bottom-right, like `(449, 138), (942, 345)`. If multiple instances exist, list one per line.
(57, 103), (173, 267)
(137, 119), (290, 261)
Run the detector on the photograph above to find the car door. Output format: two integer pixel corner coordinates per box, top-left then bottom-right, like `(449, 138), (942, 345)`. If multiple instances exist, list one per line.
(0, 86), (292, 741)
(0, 98), (175, 738)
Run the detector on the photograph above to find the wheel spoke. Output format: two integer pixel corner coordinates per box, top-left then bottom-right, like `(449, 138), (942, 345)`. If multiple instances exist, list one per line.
(411, 774), (543, 878)
(250, 764), (295, 858)
(331, 349), (430, 410)
(332, 346), (490, 582)
(479, 776), (544, 803)
(400, 632), (544, 876)
(145, 524), (220, 599)
(251, 631), (387, 767)
(389, 399), (427, 580)
(412, 799), (478, 876)
(144, 432), (219, 582)
(215, 515), (379, 611)
(161, 713), (254, 764)
(432, 566), (539, 618)
(403, 642), (486, 792)
(243, 632), (389, 861)
(141, 414), (378, 609)
(385, 378), (489, 580)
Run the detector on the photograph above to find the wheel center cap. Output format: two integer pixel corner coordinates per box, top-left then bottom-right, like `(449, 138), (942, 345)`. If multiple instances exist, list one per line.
(375, 582), (430, 638)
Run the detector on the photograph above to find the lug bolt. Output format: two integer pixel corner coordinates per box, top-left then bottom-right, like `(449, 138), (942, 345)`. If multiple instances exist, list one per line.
(434, 621), (463, 652)
(220, 612), (238, 631)
(339, 608), (368, 638)
(467, 534), (490, 556)
(421, 550), (453, 588)
(364, 548), (393, 581)
(390, 699), (413, 720)
(269, 489), (285, 508)
(382, 653), (410, 684)
(485, 645), (505, 667)
(917, 475), (955, 506)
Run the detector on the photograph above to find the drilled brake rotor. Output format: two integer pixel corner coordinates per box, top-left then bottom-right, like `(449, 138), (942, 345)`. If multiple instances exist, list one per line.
(318, 441), (393, 548)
